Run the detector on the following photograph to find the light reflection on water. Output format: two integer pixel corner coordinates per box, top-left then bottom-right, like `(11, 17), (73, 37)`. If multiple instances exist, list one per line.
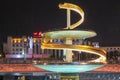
(34, 64), (104, 73)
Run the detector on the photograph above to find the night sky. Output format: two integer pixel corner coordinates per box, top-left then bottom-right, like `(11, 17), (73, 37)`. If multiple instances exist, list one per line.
(0, 0), (120, 46)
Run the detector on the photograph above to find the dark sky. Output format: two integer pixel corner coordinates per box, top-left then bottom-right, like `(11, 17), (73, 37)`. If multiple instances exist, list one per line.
(0, 0), (120, 46)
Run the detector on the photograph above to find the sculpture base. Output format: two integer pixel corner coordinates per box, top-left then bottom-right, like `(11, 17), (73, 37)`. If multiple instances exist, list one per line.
(28, 48), (33, 54)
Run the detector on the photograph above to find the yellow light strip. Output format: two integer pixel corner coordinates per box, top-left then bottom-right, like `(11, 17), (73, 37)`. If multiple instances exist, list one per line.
(41, 43), (106, 64)
(41, 3), (106, 64)
(13, 38), (21, 43)
(59, 3), (84, 29)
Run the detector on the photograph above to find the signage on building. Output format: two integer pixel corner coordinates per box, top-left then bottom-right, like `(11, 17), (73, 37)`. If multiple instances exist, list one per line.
(33, 32), (43, 38)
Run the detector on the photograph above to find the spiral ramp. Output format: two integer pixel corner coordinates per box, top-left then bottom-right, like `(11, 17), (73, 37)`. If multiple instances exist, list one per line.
(41, 3), (106, 64)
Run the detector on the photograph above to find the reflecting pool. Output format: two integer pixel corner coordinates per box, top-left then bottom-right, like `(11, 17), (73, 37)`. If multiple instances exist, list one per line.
(34, 64), (104, 73)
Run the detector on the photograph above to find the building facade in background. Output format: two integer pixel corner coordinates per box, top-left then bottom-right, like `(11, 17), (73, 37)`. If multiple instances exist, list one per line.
(3, 33), (101, 63)
(102, 46), (120, 52)
(102, 46), (120, 64)
(2, 34), (50, 63)
(2, 35), (120, 64)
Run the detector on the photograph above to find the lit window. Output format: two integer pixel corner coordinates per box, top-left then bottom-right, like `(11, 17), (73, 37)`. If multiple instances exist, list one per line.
(24, 38), (27, 42)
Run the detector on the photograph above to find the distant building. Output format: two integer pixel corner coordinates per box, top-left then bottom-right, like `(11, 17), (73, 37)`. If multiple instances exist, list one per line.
(2, 36), (63, 63)
(3, 36), (50, 63)
(3, 35), (101, 63)
(101, 46), (120, 52)
(101, 46), (120, 64)
(3, 36), (42, 54)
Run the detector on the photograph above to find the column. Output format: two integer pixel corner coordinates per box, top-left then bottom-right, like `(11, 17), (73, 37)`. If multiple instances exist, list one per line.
(33, 44), (36, 54)
(54, 50), (57, 59)
(58, 50), (61, 59)
(64, 38), (73, 62)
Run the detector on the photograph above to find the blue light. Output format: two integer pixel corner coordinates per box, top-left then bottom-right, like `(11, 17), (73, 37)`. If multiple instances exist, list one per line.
(34, 64), (104, 73)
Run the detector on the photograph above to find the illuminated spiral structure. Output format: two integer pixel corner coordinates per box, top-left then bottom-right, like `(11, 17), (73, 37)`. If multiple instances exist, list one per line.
(35, 3), (106, 74)
(41, 3), (106, 63)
